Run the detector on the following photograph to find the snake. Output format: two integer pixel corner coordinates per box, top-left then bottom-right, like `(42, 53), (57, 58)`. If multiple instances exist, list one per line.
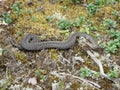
(10, 32), (101, 51)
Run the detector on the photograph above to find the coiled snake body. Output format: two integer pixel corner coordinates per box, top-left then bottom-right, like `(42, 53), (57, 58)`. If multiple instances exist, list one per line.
(11, 32), (100, 51)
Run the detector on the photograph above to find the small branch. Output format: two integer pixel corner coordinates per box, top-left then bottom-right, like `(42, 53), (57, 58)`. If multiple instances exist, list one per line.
(51, 71), (101, 89)
(58, 53), (71, 64)
(85, 50), (109, 79)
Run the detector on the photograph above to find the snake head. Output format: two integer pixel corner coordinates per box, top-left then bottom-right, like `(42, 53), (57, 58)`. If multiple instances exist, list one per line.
(17, 45), (24, 50)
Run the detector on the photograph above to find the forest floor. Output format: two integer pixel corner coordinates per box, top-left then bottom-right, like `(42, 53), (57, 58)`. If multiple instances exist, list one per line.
(0, 0), (120, 90)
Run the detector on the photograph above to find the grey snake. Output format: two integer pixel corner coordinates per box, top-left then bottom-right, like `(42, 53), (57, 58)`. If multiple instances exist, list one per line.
(10, 32), (101, 51)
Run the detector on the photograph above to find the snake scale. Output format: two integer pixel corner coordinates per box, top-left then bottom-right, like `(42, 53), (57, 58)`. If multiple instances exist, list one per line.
(10, 32), (101, 51)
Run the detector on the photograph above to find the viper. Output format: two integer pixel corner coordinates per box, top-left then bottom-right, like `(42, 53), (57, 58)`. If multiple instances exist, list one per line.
(10, 32), (101, 51)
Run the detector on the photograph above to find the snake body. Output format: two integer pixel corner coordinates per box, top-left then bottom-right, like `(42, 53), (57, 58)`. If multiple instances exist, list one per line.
(11, 32), (100, 51)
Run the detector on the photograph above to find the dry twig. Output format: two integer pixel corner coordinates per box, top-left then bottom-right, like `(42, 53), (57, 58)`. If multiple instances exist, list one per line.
(51, 71), (101, 89)
(85, 50), (109, 79)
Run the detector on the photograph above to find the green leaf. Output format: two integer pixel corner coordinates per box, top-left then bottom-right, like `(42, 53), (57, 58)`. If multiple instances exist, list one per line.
(57, 19), (72, 30)
(107, 70), (119, 79)
(80, 67), (92, 77)
(5, 18), (12, 24)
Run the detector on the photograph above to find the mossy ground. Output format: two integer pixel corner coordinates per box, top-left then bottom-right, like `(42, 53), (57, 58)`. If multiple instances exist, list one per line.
(0, 0), (120, 90)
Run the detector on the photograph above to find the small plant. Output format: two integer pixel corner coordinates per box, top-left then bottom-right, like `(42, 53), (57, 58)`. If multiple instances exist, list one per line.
(40, 75), (47, 82)
(17, 31), (23, 36)
(2, 13), (12, 24)
(72, 16), (86, 27)
(112, 10), (119, 16)
(87, 20), (97, 31)
(105, 29), (120, 53)
(105, 0), (116, 4)
(107, 70), (119, 79)
(95, 0), (104, 6)
(80, 67), (100, 78)
(87, 3), (98, 15)
(57, 19), (72, 30)
(80, 67), (93, 78)
(109, 29), (120, 39)
(92, 72), (100, 78)
(46, 16), (54, 22)
(11, 1), (22, 15)
(35, 69), (47, 82)
(61, 5), (67, 11)
(105, 40), (118, 53)
(59, 81), (65, 89)
(103, 19), (116, 29)
(81, 26), (90, 34)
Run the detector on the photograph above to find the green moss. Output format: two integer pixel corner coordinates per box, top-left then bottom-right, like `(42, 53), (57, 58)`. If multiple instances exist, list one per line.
(49, 50), (59, 60)
(15, 52), (26, 62)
